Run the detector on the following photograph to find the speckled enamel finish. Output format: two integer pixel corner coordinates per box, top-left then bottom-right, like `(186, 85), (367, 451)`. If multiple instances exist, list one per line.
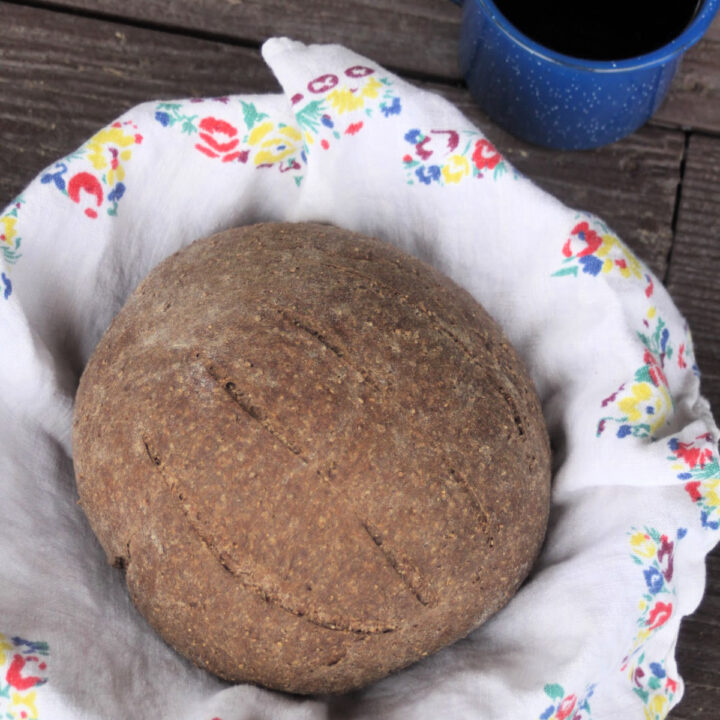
(458, 0), (720, 149)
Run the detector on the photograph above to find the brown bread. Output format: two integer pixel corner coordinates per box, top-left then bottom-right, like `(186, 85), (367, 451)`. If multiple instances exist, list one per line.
(72, 222), (551, 694)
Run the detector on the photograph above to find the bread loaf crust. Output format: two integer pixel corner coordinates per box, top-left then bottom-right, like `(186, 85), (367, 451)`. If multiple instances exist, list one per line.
(73, 222), (551, 694)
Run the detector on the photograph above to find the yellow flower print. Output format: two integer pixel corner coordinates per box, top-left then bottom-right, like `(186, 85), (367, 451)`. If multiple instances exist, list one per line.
(596, 233), (644, 280)
(361, 76), (382, 100)
(249, 123), (303, 165)
(704, 478), (720, 509)
(648, 693), (667, 718)
(79, 124), (141, 189)
(86, 126), (137, 172)
(630, 531), (656, 559)
(1, 214), (17, 247)
(0, 633), (12, 665)
(618, 383), (654, 423)
(442, 154), (471, 184)
(247, 120), (273, 146)
(327, 76), (383, 114)
(327, 86), (365, 114)
(617, 382), (671, 433)
(10, 689), (38, 720)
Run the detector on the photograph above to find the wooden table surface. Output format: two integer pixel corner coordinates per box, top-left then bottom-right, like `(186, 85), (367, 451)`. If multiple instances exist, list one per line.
(2, 1), (719, 716)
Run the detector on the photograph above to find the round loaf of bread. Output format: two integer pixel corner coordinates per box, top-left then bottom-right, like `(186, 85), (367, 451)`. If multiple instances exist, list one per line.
(73, 222), (551, 694)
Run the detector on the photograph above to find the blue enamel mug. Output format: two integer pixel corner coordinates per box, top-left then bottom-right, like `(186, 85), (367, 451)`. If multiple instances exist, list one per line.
(452, 0), (720, 149)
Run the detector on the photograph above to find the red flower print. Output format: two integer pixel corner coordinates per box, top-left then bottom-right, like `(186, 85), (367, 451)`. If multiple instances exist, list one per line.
(67, 171), (104, 218)
(345, 121), (364, 135)
(675, 440), (712, 470)
(195, 117), (248, 163)
(646, 601), (673, 630)
(555, 694), (577, 720)
(6, 654), (44, 691)
(645, 274), (654, 298)
(678, 343), (687, 369)
(571, 221), (603, 257)
(472, 138), (502, 171)
(685, 481), (702, 502)
(643, 350), (668, 388)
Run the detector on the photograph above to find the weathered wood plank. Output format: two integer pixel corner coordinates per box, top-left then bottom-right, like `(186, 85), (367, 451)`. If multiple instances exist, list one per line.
(30, 0), (720, 133)
(665, 134), (720, 720)
(672, 548), (720, 719)
(0, 3), (684, 279)
(667, 134), (720, 416)
(14, 0), (464, 78)
(0, 2), (278, 202)
(654, 16), (720, 134)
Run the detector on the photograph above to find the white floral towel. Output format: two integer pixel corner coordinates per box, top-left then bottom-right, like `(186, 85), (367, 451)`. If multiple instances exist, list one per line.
(1, 37), (718, 720)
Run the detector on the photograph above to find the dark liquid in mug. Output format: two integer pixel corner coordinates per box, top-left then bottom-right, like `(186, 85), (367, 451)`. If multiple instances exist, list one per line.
(494, 0), (702, 60)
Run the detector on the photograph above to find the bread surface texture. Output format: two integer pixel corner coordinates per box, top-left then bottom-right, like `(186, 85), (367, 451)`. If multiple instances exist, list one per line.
(72, 222), (551, 694)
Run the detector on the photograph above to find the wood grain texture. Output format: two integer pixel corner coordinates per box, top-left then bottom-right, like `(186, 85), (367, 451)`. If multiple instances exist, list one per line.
(27, 0), (720, 133)
(13, 0), (463, 77)
(667, 134), (720, 419)
(0, 1), (277, 201)
(0, 2), (684, 278)
(672, 550), (720, 718)
(665, 134), (720, 720)
(654, 15), (720, 134)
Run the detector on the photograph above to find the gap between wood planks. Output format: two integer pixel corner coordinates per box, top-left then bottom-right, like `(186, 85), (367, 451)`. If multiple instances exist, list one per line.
(664, 131), (691, 286)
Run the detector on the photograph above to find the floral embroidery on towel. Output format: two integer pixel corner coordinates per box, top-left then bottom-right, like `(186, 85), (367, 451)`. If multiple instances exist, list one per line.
(41, 121), (143, 219)
(402, 131), (513, 186)
(621, 527), (685, 719)
(536, 682), (595, 720)
(0, 633), (49, 720)
(553, 216), (648, 290)
(0, 196), (24, 300)
(155, 100), (304, 184)
(668, 433), (720, 530)
(597, 308), (674, 439)
(292, 65), (401, 154)
(676, 322), (700, 378)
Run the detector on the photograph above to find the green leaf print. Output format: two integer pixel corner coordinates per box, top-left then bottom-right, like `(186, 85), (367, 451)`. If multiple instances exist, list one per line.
(544, 683), (565, 700)
(241, 100), (269, 130)
(295, 100), (326, 134)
